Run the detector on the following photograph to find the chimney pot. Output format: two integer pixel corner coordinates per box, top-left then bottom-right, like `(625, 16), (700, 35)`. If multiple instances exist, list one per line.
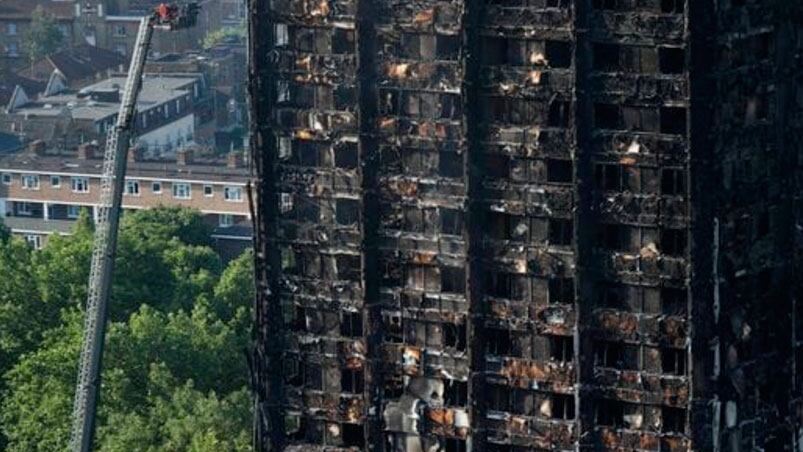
(177, 149), (193, 166)
(227, 151), (243, 168)
(77, 142), (97, 160)
(128, 146), (143, 163)
(28, 140), (47, 156)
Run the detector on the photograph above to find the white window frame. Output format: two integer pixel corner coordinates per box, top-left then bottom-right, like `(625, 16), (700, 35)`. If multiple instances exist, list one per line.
(125, 180), (140, 196)
(1, 173), (11, 184)
(67, 205), (81, 219)
(21, 174), (39, 190)
(17, 201), (33, 215)
(7, 23), (17, 36)
(71, 177), (89, 193)
(50, 175), (61, 188)
(203, 185), (214, 197)
(152, 181), (162, 194)
(274, 23), (289, 46)
(224, 186), (243, 202)
(219, 214), (234, 228)
(172, 183), (191, 199)
(24, 235), (41, 250)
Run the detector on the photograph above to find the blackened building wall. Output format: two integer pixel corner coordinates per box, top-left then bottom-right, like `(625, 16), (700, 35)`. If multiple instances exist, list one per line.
(249, 0), (802, 450)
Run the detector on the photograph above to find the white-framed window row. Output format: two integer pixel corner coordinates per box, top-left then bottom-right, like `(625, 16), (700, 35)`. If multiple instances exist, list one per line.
(50, 175), (61, 188)
(25, 234), (42, 250)
(71, 176), (89, 193)
(173, 182), (191, 199)
(67, 205), (82, 219)
(203, 185), (214, 197)
(21, 174), (39, 190)
(224, 186), (243, 202)
(125, 180), (140, 196)
(1, 172), (11, 184)
(219, 214), (234, 228)
(152, 181), (163, 194)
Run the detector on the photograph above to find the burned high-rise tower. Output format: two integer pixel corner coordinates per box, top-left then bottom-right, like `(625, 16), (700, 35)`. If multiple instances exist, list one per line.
(248, 0), (802, 450)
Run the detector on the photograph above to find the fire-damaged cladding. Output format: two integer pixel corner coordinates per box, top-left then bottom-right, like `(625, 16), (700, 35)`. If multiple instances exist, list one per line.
(248, 0), (801, 450)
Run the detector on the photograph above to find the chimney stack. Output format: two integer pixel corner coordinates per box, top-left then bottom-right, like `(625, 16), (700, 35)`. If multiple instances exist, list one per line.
(77, 142), (97, 160)
(176, 148), (193, 166)
(227, 151), (243, 168)
(127, 146), (143, 163)
(28, 140), (46, 156)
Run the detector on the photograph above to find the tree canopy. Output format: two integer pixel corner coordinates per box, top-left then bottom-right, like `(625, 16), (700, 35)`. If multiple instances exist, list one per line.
(23, 6), (64, 67)
(0, 207), (253, 451)
(202, 26), (246, 49)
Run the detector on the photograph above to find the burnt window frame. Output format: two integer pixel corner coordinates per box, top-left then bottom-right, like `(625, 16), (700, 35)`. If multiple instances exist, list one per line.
(443, 321), (467, 351)
(440, 208), (463, 236)
(440, 266), (466, 294)
(660, 228), (687, 256)
(594, 341), (625, 369)
(335, 198), (360, 225)
(341, 368), (365, 394)
(340, 311), (363, 337)
(661, 168), (686, 196)
(660, 107), (687, 135)
(546, 158), (573, 184)
(593, 42), (621, 71)
(545, 40), (572, 68)
(662, 406), (687, 433)
(486, 271), (528, 300)
(486, 327), (512, 356)
(551, 394), (576, 420)
(595, 399), (625, 427)
(594, 103), (621, 129)
(599, 223), (632, 252)
(549, 335), (574, 362)
(488, 384), (512, 412)
(548, 218), (573, 245)
(661, 347), (687, 376)
(595, 163), (630, 192)
(548, 277), (575, 304)
(661, 286), (688, 316)
(659, 47), (685, 74)
(445, 380), (469, 407)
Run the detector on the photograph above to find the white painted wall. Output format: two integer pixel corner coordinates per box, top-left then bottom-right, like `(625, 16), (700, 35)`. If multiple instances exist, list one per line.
(136, 114), (195, 158)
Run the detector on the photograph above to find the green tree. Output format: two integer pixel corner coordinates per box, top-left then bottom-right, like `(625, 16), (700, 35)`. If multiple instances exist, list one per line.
(202, 26), (246, 49)
(212, 249), (254, 324)
(0, 238), (42, 374)
(23, 6), (64, 69)
(1, 279), (252, 452)
(0, 207), (253, 451)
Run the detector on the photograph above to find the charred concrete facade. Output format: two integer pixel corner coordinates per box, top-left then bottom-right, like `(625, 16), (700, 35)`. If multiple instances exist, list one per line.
(249, 0), (802, 450)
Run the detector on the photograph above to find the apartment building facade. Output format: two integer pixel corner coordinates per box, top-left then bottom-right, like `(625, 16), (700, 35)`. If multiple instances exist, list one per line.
(0, 143), (252, 259)
(249, 0), (802, 451)
(3, 74), (206, 156)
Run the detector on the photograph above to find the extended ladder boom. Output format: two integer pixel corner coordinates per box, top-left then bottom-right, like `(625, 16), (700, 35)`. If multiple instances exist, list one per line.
(69, 4), (198, 451)
(68, 15), (154, 452)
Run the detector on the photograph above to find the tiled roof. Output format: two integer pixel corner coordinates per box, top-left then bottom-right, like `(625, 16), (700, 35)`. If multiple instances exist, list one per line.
(17, 45), (126, 83)
(0, 0), (76, 19)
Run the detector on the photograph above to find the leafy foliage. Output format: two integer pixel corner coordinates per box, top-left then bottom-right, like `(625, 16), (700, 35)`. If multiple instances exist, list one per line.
(23, 6), (64, 67)
(202, 26), (246, 49)
(0, 207), (253, 451)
